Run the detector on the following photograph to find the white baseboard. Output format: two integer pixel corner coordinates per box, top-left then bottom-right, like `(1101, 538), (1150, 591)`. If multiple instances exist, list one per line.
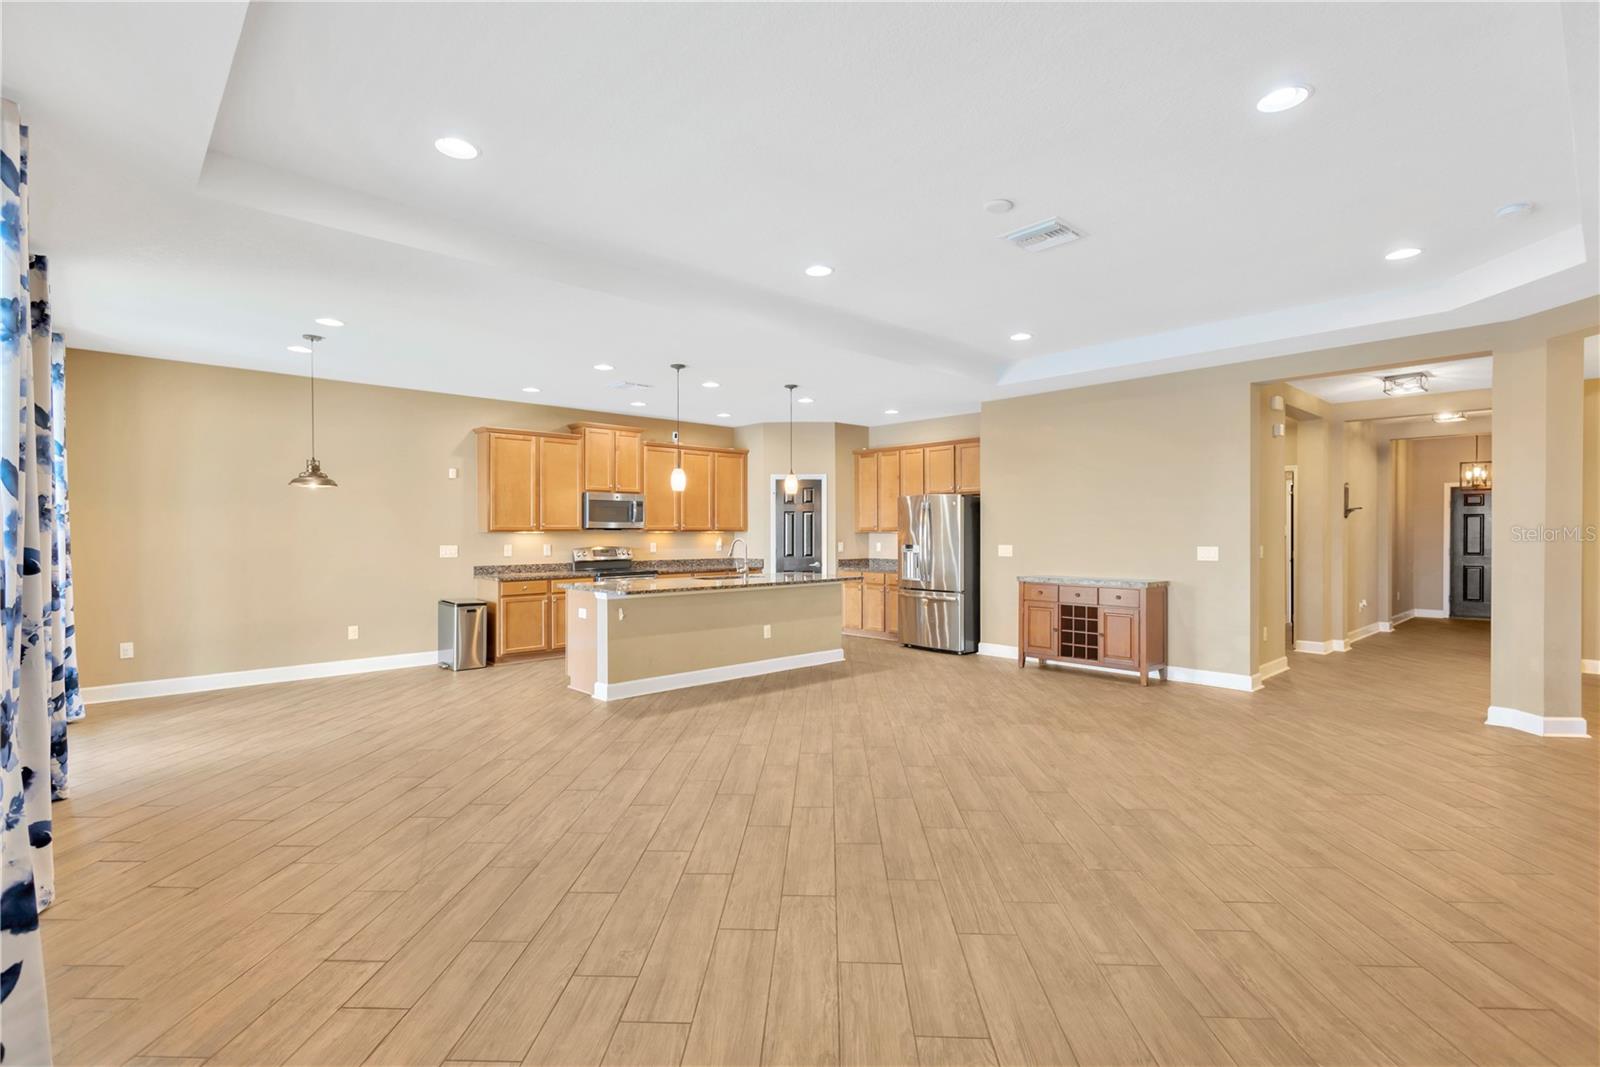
(1484, 705), (1590, 738)
(1390, 610), (1417, 626)
(976, 643), (1254, 692)
(1293, 639), (1333, 655)
(1346, 622), (1382, 645)
(1583, 659), (1600, 675)
(1254, 658), (1289, 687)
(592, 648), (844, 701)
(82, 650), (441, 705)
(1412, 608), (1449, 619)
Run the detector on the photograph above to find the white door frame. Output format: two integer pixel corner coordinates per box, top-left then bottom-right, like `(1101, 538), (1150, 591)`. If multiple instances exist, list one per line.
(1284, 465), (1298, 639)
(767, 473), (829, 577)
(1438, 481), (1463, 616)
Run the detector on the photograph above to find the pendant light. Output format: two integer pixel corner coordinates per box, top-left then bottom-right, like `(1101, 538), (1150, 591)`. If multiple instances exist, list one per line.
(669, 363), (687, 492)
(1459, 434), (1492, 489)
(289, 334), (338, 489)
(783, 384), (799, 495)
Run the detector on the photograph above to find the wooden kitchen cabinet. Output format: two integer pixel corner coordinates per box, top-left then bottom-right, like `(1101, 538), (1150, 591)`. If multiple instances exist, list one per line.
(900, 448), (925, 497)
(842, 578), (864, 630)
(1016, 579), (1167, 685)
(552, 592), (567, 649)
(884, 572), (900, 635)
(678, 449), (714, 531)
(713, 450), (747, 532)
(479, 431), (536, 531)
(956, 441), (981, 493)
(841, 571), (901, 639)
(855, 452), (878, 532)
(538, 434), (583, 530)
(924, 444), (956, 494)
(643, 444), (681, 529)
(862, 572), (886, 631)
(875, 452), (901, 533)
(497, 594), (550, 657)
(573, 423), (644, 493)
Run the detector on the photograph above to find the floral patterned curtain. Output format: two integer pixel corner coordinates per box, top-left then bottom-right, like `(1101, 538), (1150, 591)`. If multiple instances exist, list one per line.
(2, 98), (63, 1067)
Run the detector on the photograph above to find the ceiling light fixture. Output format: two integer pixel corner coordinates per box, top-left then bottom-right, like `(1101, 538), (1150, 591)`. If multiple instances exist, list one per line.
(1460, 435), (1492, 489)
(521, 386), (541, 393)
(288, 334), (338, 489)
(287, 344), (312, 354)
(783, 385), (800, 496)
(1432, 411), (1466, 423)
(433, 136), (479, 160)
(629, 400), (647, 407)
(1381, 372), (1429, 396)
(883, 408), (899, 416)
(716, 412), (732, 419)
(701, 381), (720, 389)
(984, 198), (1015, 215)
(1256, 85), (1312, 113)
(669, 363), (687, 492)
(797, 397), (814, 404)
(1495, 201), (1534, 219)
(593, 363), (614, 371)
(1009, 332), (1033, 342)
(314, 317), (344, 328)
(804, 264), (833, 278)
(1384, 247), (1423, 261)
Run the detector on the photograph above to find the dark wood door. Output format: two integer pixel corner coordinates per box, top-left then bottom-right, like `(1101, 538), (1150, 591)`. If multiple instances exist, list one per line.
(1023, 603), (1057, 657)
(1100, 607), (1137, 667)
(1450, 488), (1491, 619)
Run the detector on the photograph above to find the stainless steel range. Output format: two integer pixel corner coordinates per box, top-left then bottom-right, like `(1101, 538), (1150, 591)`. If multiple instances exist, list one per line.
(572, 546), (655, 580)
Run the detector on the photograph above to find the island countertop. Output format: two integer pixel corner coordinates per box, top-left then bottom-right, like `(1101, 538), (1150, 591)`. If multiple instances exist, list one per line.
(560, 573), (862, 597)
(1017, 575), (1169, 589)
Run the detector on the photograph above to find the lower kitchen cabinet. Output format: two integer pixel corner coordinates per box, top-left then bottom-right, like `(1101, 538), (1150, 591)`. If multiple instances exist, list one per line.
(842, 570), (899, 640)
(1016, 579), (1167, 685)
(477, 577), (592, 659)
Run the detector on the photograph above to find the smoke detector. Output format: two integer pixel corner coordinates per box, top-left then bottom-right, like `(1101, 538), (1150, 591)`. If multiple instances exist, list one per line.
(999, 217), (1084, 253)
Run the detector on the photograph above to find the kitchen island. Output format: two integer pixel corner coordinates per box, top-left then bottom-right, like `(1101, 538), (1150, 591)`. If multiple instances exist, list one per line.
(561, 573), (860, 700)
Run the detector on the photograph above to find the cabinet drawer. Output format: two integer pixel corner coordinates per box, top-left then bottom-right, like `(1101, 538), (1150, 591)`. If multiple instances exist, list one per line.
(500, 580), (551, 596)
(1097, 587), (1140, 608)
(1023, 583), (1059, 603)
(864, 572), (887, 587)
(1058, 585), (1100, 605)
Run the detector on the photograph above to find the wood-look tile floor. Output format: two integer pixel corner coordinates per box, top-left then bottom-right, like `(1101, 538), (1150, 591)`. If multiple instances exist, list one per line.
(45, 620), (1599, 1067)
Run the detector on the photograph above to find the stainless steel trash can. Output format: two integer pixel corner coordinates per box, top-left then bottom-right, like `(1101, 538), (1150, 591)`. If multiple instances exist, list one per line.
(439, 598), (489, 670)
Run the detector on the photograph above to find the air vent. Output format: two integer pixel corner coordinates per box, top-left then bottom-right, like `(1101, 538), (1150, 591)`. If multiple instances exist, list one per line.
(609, 381), (654, 391)
(1000, 217), (1083, 253)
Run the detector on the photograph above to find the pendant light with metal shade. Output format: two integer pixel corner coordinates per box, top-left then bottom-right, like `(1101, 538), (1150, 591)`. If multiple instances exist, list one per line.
(289, 333), (339, 489)
(783, 384), (799, 496)
(669, 363), (688, 492)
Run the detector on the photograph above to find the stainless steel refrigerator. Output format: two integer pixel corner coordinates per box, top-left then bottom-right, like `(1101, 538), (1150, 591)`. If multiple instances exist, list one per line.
(897, 494), (979, 653)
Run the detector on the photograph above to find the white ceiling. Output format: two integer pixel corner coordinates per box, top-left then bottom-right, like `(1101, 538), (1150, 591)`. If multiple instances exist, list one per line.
(1289, 335), (1599, 403)
(4, 2), (1597, 427)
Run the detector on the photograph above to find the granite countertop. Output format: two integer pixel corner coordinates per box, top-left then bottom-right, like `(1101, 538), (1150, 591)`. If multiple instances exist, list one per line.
(837, 558), (897, 573)
(562, 572), (862, 597)
(474, 557), (763, 580)
(1018, 575), (1168, 589)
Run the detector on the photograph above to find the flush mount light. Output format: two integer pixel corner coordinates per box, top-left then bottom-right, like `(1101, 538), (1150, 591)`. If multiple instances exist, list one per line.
(433, 136), (479, 160)
(1381, 372), (1429, 396)
(593, 363), (614, 371)
(287, 344), (312, 354)
(1432, 411), (1466, 423)
(883, 408), (899, 415)
(314, 317), (344, 328)
(716, 412), (732, 419)
(1256, 85), (1312, 113)
(1009, 332), (1033, 342)
(629, 400), (647, 407)
(984, 198), (1015, 215)
(1495, 201), (1534, 219)
(804, 264), (833, 278)
(1384, 247), (1423, 261)
(521, 386), (541, 394)
(797, 397), (814, 404)
(701, 381), (720, 389)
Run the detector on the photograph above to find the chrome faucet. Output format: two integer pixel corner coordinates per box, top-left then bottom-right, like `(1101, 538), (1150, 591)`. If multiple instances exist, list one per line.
(728, 537), (750, 577)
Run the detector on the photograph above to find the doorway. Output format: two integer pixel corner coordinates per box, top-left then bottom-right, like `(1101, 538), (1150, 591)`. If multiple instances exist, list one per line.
(1449, 487), (1492, 618)
(774, 478), (823, 573)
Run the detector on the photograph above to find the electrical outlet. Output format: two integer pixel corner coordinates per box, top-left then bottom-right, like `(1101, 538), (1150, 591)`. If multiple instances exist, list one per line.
(1197, 546), (1219, 562)
(998, 544), (1013, 557)
(873, 541), (882, 553)
(447, 467), (458, 480)
(1359, 599), (1368, 611)
(439, 544), (458, 558)
(1262, 626), (1268, 642)
(543, 543), (552, 557)
(119, 641), (134, 660)
(578, 607), (588, 620)
(617, 608), (625, 621)
(762, 624), (772, 639)
(649, 542), (657, 553)
(503, 544), (513, 557)
(347, 625), (359, 640)
(716, 538), (723, 552)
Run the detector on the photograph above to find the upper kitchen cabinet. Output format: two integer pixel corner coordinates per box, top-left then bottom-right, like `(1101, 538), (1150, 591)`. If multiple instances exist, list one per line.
(572, 422), (643, 494)
(855, 437), (980, 532)
(713, 450), (748, 532)
(642, 442), (747, 531)
(677, 449), (715, 531)
(643, 443), (681, 529)
(474, 427), (584, 531)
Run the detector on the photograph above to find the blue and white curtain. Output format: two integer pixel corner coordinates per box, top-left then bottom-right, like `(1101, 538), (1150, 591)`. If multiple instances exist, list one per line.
(2, 97), (78, 1067)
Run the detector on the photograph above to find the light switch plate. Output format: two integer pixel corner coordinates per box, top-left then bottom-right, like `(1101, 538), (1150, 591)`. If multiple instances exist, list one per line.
(348, 625), (359, 640)
(836, 541), (844, 553)
(543, 543), (552, 556)
(998, 544), (1014, 557)
(1196, 546), (1219, 561)
(503, 544), (513, 557)
(448, 467), (458, 479)
(716, 538), (723, 551)
(439, 545), (459, 558)
(578, 607), (588, 620)
(763, 624), (771, 639)
(119, 641), (134, 660)
(649, 542), (657, 553)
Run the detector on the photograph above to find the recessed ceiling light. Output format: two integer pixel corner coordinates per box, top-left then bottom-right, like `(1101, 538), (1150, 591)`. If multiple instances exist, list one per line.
(521, 386), (540, 393)
(1384, 247), (1423, 261)
(804, 264), (833, 278)
(1256, 85), (1312, 113)
(629, 400), (647, 407)
(593, 363), (614, 371)
(434, 136), (479, 160)
(716, 412), (732, 419)
(287, 344), (312, 354)
(883, 408), (899, 415)
(1009, 332), (1032, 342)
(701, 381), (720, 389)
(797, 397), (814, 404)
(1495, 201), (1534, 219)
(314, 317), (344, 328)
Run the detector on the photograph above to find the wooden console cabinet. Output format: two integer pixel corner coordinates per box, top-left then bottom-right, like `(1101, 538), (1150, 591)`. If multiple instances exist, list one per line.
(1017, 578), (1168, 685)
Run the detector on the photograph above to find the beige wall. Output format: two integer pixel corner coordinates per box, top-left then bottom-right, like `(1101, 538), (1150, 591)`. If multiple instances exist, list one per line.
(1343, 422), (1383, 636)
(866, 413), (980, 449)
(981, 370), (1254, 677)
(734, 421), (864, 573)
(1584, 380), (1599, 664)
(69, 349), (740, 687)
(1398, 433), (1494, 614)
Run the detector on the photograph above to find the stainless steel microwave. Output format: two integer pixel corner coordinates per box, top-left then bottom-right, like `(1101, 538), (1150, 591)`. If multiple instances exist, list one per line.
(582, 492), (646, 530)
